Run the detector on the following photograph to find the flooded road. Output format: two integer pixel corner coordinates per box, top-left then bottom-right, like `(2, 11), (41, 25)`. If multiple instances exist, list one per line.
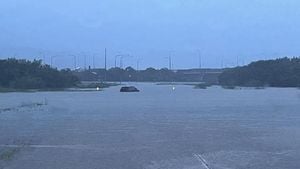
(1, 84), (300, 169)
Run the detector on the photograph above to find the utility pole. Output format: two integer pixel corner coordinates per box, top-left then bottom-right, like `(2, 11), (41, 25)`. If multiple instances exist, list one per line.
(70, 55), (77, 70)
(120, 54), (131, 69)
(74, 55), (77, 70)
(120, 56), (123, 69)
(136, 57), (141, 82)
(115, 56), (117, 68)
(114, 55), (120, 68)
(39, 51), (45, 64)
(163, 55), (172, 70)
(104, 48), (107, 81)
(93, 55), (95, 69)
(168, 53), (172, 70)
(51, 56), (54, 68)
(169, 56), (172, 70)
(197, 50), (202, 69)
(199, 53), (202, 69)
(136, 58), (140, 71)
(50, 55), (58, 68)
(43, 55), (45, 65)
(105, 48), (107, 70)
(221, 56), (224, 69)
(84, 55), (87, 70)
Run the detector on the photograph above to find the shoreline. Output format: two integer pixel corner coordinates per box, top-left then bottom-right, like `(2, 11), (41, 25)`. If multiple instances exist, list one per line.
(1, 83), (299, 93)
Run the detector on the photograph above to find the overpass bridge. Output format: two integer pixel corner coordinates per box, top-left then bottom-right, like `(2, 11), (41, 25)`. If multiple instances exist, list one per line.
(175, 69), (224, 83)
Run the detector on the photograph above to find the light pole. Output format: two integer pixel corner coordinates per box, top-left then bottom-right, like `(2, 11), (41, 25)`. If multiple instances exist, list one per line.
(79, 52), (88, 70)
(50, 55), (59, 68)
(221, 56), (223, 68)
(136, 57), (141, 71)
(168, 51), (175, 70)
(84, 55), (87, 70)
(169, 55), (172, 70)
(164, 55), (172, 70)
(104, 48), (107, 70)
(120, 56), (124, 68)
(69, 55), (77, 70)
(104, 48), (107, 82)
(120, 54), (132, 69)
(93, 55), (95, 69)
(39, 51), (45, 64)
(197, 50), (202, 69)
(114, 54), (122, 68)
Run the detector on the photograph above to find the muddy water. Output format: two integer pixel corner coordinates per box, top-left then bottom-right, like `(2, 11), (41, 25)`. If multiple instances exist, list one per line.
(0, 84), (300, 169)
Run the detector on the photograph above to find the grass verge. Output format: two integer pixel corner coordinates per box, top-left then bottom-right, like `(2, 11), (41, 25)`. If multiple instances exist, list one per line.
(0, 148), (21, 161)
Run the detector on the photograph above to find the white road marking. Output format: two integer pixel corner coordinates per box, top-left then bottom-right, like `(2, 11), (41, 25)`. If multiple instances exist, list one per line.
(0, 144), (91, 150)
(0, 144), (149, 152)
(194, 153), (210, 169)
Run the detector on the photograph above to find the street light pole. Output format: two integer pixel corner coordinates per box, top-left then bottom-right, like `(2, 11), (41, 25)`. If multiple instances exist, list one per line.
(199, 52), (202, 69)
(221, 56), (224, 68)
(39, 51), (45, 64)
(169, 55), (172, 70)
(70, 55), (77, 70)
(104, 48), (107, 71)
(168, 51), (175, 71)
(84, 55), (87, 70)
(120, 56), (124, 69)
(114, 55), (122, 68)
(120, 54), (132, 69)
(50, 55), (59, 68)
(51, 56), (54, 68)
(136, 57), (141, 71)
(93, 55), (95, 69)
(197, 50), (202, 69)
(104, 48), (107, 82)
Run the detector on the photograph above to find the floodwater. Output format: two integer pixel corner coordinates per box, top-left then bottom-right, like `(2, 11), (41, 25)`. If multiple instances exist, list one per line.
(0, 83), (300, 169)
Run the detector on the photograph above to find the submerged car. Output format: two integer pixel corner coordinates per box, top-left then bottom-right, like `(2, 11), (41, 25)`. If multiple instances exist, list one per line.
(120, 86), (140, 92)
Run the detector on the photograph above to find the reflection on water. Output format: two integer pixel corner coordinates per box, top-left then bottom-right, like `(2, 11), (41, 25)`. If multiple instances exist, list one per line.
(0, 83), (300, 169)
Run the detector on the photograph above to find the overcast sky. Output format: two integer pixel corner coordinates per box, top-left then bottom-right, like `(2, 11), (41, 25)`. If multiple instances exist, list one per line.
(1, 0), (300, 69)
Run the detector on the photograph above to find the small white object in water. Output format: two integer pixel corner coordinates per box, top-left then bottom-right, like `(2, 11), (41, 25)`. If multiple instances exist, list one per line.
(172, 86), (176, 90)
(96, 87), (100, 91)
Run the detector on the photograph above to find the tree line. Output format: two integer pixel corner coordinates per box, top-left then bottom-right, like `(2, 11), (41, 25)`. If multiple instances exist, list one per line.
(219, 57), (300, 87)
(0, 58), (79, 89)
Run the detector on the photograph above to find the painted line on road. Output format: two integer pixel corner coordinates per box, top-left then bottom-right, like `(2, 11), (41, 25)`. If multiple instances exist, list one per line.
(0, 144), (91, 150)
(0, 144), (149, 152)
(193, 153), (210, 169)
